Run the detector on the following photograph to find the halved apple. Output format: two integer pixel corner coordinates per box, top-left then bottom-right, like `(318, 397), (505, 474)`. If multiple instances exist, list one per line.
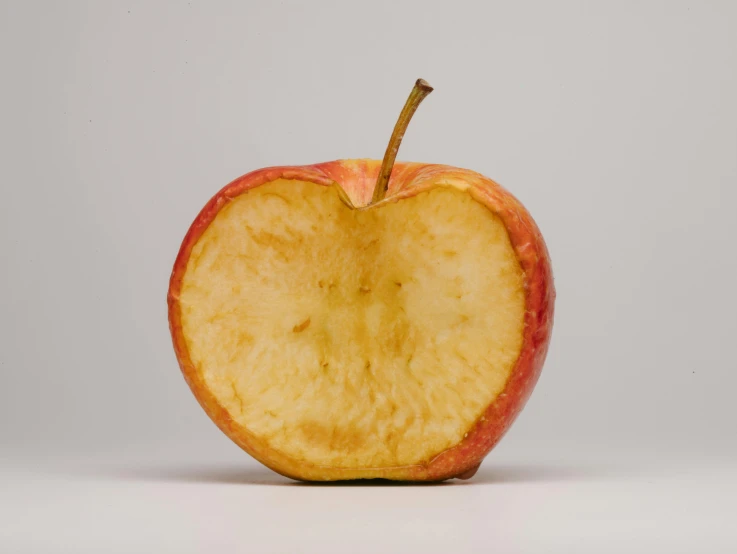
(168, 81), (554, 481)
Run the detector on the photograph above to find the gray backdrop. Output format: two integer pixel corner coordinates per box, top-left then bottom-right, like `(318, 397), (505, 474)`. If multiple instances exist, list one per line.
(1, 2), (735, 553)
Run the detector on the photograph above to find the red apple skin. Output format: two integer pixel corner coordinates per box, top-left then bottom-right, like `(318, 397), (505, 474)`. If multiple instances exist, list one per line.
(168, 159), (555, 481)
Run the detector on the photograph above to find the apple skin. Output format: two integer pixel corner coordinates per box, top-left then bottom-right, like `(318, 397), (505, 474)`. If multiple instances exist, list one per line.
(168, 159), (554, 481)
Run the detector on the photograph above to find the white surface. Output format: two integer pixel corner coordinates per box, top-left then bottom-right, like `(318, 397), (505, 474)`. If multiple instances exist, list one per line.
(2, 458), (735, 554)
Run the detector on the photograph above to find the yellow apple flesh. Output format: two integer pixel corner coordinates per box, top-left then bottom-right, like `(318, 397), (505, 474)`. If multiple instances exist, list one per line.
(168, 159), (554, 481)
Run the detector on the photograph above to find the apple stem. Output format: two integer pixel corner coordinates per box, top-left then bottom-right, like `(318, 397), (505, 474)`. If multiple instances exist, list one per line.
(371, 79), (433, 205)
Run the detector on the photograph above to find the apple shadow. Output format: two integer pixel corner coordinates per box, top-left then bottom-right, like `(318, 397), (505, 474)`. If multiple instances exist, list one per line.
(111, 465), (295, 486)
(468, 464), (603, 485)
(108, 463), (603, 487)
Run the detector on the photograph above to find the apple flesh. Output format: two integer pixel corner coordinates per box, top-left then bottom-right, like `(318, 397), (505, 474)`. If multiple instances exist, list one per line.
(168, 159), (554, 481)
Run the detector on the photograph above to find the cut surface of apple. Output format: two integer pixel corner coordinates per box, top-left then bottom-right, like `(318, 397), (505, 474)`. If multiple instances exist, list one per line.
(169, 80), (554, 481)
(179, 179), (526, 469)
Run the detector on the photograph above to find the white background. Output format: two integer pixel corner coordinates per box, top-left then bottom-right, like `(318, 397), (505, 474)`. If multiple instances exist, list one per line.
(1, 1), (736, 552)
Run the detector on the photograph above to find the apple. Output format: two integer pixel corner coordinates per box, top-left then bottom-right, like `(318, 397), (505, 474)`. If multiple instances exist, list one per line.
(168, 80), (554, 481)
